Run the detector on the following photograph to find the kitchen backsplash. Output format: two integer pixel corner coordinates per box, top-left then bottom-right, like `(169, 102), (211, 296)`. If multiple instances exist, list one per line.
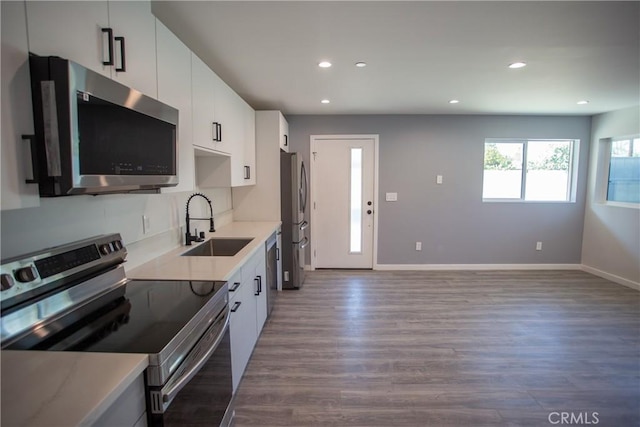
(0, 188), (233, 268)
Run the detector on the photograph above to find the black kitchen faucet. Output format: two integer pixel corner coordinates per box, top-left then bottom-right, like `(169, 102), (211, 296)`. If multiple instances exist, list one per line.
(185, 192), (215, 245)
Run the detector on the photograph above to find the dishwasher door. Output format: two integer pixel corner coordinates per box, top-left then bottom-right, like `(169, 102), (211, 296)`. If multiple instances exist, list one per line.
(265, 233), (278, 316)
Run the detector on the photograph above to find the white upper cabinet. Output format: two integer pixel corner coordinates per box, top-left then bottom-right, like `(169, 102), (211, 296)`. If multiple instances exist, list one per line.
(191, 53), (220, 153)
(156, 20), (194, 193)
(279, 113), (290, 152)
(104, 1), (157, 98)
(1, 1), (39, 211)
(26, 0), (157, 98)
(211, 72), (241, 156)
(193, 55), (256, 187)
(242, 102), (257, 186)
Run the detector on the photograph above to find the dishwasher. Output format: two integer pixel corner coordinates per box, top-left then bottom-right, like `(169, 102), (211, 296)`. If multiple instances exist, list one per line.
(265, 232), (278, 316)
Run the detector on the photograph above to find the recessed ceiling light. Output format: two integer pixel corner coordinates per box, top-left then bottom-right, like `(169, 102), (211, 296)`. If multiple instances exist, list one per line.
(449, 99), (460, 104)
(577, 100), (589, 105)
(318, 61), (332, 68)
(355, 62), (367, 68)
(508, 62), (527, 69)
(321, 99), (330, 104)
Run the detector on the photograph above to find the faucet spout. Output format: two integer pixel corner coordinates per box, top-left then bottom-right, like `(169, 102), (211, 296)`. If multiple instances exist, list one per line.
(185, 193), (215, 245)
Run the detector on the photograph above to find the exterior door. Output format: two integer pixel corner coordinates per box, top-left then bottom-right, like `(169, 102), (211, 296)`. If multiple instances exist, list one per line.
(311, 136), (376, 269)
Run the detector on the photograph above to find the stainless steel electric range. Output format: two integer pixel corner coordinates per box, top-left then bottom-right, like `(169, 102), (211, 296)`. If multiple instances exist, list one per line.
(0, 234), (233, 427)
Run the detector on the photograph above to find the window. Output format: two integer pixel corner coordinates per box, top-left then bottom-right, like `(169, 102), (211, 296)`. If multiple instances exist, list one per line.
(349, 148), (363, 253)
(606, 136), (640, 204)
(483, 139), (577, 202)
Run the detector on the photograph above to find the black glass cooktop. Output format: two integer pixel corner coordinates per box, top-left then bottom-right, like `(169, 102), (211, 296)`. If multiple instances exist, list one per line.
(6, 280), (226, 354)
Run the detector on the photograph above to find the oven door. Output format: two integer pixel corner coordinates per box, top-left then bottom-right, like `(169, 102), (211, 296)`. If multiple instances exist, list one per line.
(147, 305), (233, 427)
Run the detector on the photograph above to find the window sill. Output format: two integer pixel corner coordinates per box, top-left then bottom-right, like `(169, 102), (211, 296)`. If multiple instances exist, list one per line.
(483, 199), (575, 204)
(598, 201), (640, 210)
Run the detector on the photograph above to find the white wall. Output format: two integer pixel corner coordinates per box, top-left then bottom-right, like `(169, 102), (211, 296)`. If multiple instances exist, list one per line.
(0, 188), (233, 270)
(582, 106), (640, 288)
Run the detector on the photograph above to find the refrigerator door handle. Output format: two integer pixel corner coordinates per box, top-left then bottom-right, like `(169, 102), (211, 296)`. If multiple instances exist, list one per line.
(296, 237), (309, 249)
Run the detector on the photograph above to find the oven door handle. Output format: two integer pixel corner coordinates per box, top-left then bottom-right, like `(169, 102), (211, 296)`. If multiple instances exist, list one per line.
(161, 308), (230, 406)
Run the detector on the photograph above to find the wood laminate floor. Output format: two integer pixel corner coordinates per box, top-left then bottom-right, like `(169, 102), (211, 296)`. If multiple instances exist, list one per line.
(233, 270), (640, 426)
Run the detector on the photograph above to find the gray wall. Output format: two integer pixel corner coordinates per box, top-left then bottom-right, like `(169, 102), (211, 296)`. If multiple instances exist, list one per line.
(288, 115), (591, 265)
(582, 106), (640, 284)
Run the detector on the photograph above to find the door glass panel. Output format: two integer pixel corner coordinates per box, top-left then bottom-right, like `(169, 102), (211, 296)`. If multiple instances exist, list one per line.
(350, 148), (363, 253)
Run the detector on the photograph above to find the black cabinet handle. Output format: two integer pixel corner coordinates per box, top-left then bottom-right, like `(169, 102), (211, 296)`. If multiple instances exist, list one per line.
(257, 275), (262, 294)
(254, 277), (260, 296)
(114, 36), (126, 72)
(276, 248), (280, 261)
(244, 166), (250, 180)
(230, 301), (241, 312)
(229, 282), (240, 292)
(284, 134), (288, 146)
(102, 28), (114, 66)
(212, 122), (222, 142)
(22, 135), (38, 184)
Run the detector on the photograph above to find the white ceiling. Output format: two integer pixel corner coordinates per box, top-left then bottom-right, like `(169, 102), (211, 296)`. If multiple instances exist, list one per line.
(151, 1), (640, 116)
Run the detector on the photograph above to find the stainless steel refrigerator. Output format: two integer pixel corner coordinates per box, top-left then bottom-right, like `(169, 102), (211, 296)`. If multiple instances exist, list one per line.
(280, 151), (308, 289)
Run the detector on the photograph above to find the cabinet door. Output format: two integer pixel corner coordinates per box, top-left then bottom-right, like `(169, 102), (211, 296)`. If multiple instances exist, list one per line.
(191, 54), (217, 152)
(230, 98), (256, 187)
(1, 1), (40, 211)
(254, 252), (268, 332)
(211, 72), (240, 155)
(26, 1), (111, 78)
(229, 277), (258, 392)
(156, 20), (194, 194)
(279, 112), (290, 152)
(107, 0), (157, 98)
(242, 101), (257, 186)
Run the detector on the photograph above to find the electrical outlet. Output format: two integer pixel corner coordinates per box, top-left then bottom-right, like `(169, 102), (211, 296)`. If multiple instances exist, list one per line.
(386, 192), (398, 202)
(416, 241), (422, 251)
(436, 175), (443, 184)
(536, 241), (542, 251)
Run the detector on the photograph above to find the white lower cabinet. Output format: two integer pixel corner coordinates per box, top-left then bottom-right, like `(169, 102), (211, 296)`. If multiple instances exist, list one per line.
(229, 248), (267, 392)
(93, 373), (146, 427)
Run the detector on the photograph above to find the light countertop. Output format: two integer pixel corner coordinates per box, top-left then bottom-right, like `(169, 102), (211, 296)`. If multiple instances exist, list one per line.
(128, 221), (281, 281)
(1, 350), (148, 427)
(1, 221), (280, 427)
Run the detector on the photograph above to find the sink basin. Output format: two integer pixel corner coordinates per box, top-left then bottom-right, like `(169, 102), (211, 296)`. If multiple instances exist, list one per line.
(181, 238), (253, 257)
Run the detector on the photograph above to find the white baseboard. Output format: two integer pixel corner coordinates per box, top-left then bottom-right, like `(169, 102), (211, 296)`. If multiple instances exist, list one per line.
(581, 265), (640, 291)
(374, 263), (582, 271)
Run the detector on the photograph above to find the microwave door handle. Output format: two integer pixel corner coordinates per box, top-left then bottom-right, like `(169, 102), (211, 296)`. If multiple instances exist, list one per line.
(22, 135), (39, 183)
(160, 308), (230, 407)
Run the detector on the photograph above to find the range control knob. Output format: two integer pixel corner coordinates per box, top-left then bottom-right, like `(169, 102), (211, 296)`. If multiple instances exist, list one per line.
(15, 266), (37, 283)
(1, 274), (15, 291)
(99, 244), (112, 255)
(112, 240), (123, 251)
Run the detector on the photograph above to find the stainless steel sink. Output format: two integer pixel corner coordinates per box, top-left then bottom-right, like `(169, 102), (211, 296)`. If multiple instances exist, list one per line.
(181, 238), (253, 257)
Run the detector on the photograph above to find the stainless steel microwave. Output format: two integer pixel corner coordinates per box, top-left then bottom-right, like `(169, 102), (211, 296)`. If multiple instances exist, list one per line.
(28, 54), (179, 196)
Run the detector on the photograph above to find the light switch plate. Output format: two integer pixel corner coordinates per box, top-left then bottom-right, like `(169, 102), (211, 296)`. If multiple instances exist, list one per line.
(386, 192), (398, 202)
(436, 175), (443, 184)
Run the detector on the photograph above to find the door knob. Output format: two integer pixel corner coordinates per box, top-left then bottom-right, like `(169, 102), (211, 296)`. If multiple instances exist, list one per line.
(367, 210), (372, 215)
(367, 201), (372, 206)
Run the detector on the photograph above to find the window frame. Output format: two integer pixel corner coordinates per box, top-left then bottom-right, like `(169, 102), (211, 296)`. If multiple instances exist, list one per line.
(597, 135), (640, 209)
(482, 138), (579, 203)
